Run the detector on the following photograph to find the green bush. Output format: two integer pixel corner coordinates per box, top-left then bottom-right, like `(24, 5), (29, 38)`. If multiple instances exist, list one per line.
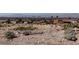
(64, 24), (73, 30)
(5, 31), (16, 40)
(63, 23), (79, 30)
(64, 29), (77, 41)
(74, 24), (79, 28)
(14, 26), (36, 31)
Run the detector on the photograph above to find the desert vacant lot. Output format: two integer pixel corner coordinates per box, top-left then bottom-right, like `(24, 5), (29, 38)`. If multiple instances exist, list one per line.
(0, 23), (79, 45)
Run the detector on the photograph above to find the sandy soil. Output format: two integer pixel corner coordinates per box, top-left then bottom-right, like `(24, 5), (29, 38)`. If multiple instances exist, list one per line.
(0, 24), (79, 45)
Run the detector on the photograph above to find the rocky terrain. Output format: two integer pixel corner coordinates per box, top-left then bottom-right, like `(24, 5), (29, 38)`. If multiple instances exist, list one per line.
(0, 23), (78, 45)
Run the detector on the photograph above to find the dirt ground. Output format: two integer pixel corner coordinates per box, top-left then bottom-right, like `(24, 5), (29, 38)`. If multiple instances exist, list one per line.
(0, 24), (79, 45)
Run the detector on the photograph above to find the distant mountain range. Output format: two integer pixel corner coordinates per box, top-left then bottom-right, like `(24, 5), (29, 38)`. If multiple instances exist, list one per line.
(0, 13), (79, 17)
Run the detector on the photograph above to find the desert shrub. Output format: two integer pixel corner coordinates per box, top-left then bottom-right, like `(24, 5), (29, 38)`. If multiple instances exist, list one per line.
(64, 28), (77, 41)
(64, 24), (73, 30)
(26, 19), (33, 24)
(63, 23), (79, 30)
(16, 19), (24, 24)
(5, 19), (11, 24)
(14, 26), (36, 31)
(23, 30), (31, 36)
(0, 24), (10, 27)
(5, 31), (16, 40)
(74, 24), (79, 28)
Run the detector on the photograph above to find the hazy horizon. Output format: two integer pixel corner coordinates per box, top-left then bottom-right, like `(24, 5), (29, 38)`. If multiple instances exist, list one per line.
(0, 13), (79, 17)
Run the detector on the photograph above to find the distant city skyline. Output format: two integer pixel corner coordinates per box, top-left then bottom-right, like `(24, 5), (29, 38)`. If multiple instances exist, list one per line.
(0, 13), (79, 17)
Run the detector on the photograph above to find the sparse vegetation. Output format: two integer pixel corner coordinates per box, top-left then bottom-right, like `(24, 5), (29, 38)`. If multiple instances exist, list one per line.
(16, 19), (24, 23)
(0, 24), (4, 27)
(5, 31), (16, 41)
(63, 23), (79, 30)
(14, 26), (36, 31)
(5, 19), (11, 24)
(0, 24), (11, 27)
(23, 30), (31, 36)
(64, 28), (77, 41)
(0, 14), (79, 44)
